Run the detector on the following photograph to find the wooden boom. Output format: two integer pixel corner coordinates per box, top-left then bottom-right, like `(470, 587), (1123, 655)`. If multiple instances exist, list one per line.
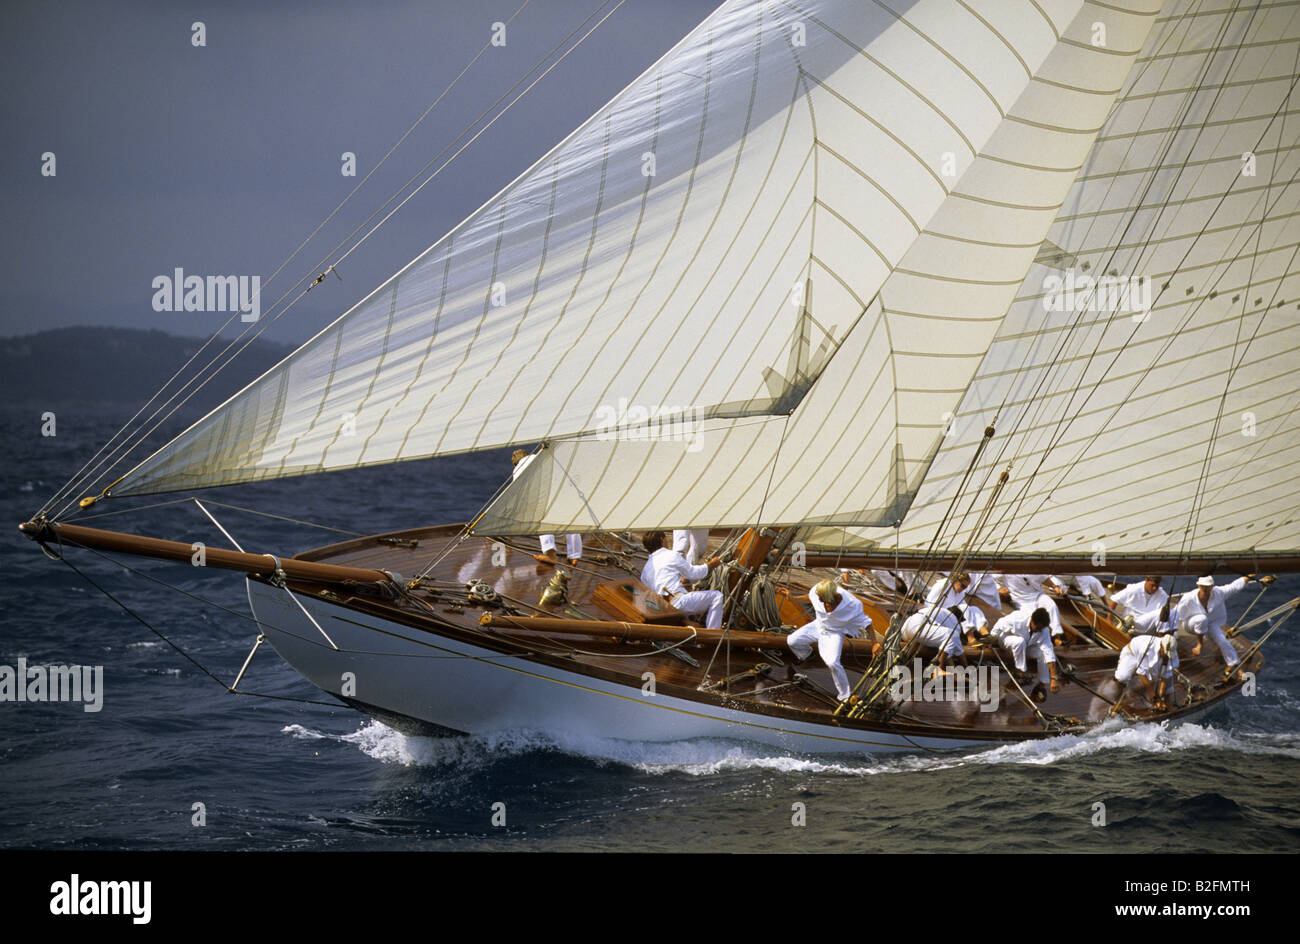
(479, 612), (882, 655)
(802, 552), (1300, 573)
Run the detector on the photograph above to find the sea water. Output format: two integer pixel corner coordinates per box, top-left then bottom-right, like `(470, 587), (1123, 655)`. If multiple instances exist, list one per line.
(2, 405), (1297, 852)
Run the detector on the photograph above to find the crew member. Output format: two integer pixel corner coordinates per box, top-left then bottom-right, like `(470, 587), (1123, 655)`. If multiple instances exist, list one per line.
(926, 572), (971, 611)
(953, 601), (988, 645)
(1111, 575), (1167, 621)
(989, 606), (1060, 699)
(1113, 608), (1179, 710)
(872, 569), (923, 599)
(787, 579), (880, 702)
(1050, 574), (1110, 603)
(1000, 575), (1066, 647)
(640, 531), (723, 629)
(899, 605), (965, 669)
(1172, 574), (1252, 678)
(926, 574), (993, 642)
(672, 529), (710, 566)
(964, 570), (1002, 608)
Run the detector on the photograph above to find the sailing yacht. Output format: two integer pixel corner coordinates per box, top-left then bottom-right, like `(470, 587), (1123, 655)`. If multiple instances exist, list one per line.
(21, 0), (1300, 753)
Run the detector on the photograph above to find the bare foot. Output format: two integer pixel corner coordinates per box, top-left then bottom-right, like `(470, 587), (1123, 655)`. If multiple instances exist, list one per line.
(533, 551), (558, 567)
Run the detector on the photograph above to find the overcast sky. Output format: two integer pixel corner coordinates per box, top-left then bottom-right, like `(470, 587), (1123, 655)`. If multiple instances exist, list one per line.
(1, 0), (721, 344)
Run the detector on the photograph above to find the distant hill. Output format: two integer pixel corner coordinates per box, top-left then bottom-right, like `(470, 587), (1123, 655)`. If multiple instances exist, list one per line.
(0, 327), (293, 411)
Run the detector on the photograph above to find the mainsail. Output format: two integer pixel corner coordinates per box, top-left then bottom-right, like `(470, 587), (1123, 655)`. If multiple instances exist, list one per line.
(806, 0), (1300, 560)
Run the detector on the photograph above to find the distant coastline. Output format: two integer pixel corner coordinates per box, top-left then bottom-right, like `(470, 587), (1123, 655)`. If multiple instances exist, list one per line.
(0, 326), (291, 411)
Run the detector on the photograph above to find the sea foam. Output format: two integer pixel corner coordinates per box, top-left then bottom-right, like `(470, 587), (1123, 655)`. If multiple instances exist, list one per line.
(307, 717), (1300, 777)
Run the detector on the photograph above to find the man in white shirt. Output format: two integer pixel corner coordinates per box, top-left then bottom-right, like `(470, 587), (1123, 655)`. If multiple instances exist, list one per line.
(989, 606), (1060, 698)
(640, 531), (723, 629)
(926, 573), (971, 612)
(899, 605), (965, 669)
(872, 569), (923, 599)
(1050, 574), (1109, 602)
(1113, 612), (1179, 710)
(787, 579), (879, 701)
(964, 571), (1002, 608)
(1111, 575), (1168, 622)
(512, 449), (582, 566)
(925, 574), (994, 640)
(999, 573), (1045, 609)
(953, 601), (988, 645)
(1000, 574), (1067, 647)
(1172, 574), (1252, 678)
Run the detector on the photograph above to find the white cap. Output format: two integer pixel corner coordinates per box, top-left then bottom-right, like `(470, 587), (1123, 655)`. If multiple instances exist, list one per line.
(1196, 575), (1215, 587)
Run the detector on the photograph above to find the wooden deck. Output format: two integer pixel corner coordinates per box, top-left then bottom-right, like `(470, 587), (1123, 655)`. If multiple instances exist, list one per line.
(285, 524), (1262, 745)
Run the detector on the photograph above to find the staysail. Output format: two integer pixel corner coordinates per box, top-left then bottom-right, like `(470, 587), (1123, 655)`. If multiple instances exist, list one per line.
(107, 0), (1090, 497)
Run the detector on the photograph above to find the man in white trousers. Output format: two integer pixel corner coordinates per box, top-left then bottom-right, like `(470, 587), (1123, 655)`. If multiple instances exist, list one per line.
(640, 531), (723, 629)
(1173, 574), (1253, 679)
(786, 579), (880, 702)
(1000, 574), (1067, 647)
(1112, 607), (1180, 711)
(899, 605), (966, 670)
(989, 606), (1060, 700)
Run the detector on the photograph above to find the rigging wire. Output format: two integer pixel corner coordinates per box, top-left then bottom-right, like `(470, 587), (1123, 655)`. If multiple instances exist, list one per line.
(967, 3), (1294, 579)
(1176, 34), (1300, 571)
(824, 3), (1223, 594)
(39, 0), (537, 520)
(980, 0), (1252, 496)
(44, 0), (628, 521)
(843, 5), (1291, 708)
(47, 527), (615, 709)
(963, 0), (1243, 512)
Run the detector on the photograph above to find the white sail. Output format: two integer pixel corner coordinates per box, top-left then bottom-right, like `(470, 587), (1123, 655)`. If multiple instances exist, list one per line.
(112, 0), (1104, 497)
(478, 0), (1170, 536)
(802, 0), (1300, 560)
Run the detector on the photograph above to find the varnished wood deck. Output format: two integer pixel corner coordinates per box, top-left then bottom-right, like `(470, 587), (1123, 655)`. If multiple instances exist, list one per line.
(285, 524), (1262, 745)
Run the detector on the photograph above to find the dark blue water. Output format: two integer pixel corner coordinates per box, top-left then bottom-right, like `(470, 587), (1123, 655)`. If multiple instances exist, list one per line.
(2, 406), (1298, 852)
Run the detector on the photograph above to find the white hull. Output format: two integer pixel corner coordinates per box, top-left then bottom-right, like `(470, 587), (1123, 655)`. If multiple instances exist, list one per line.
(246, 579), (980, 755)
